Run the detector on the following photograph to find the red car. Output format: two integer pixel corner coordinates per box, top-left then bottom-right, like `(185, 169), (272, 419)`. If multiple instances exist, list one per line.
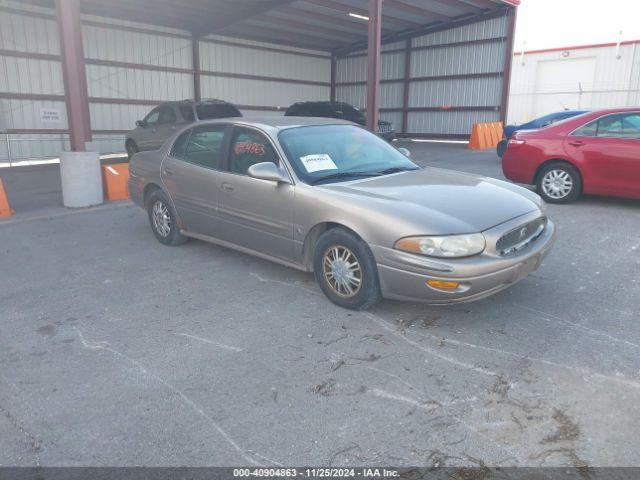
(502, 107), (640, 203)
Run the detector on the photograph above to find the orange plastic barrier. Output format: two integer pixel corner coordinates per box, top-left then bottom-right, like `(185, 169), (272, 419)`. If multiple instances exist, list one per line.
(102, 163), (130, 201)
(0, 178), (14, 218)
(468, 121), (504, 150)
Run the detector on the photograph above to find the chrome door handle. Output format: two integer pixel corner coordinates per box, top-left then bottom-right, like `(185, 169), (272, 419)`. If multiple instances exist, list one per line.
(569, 140), (585, 147)
(221, 182), (234, 192)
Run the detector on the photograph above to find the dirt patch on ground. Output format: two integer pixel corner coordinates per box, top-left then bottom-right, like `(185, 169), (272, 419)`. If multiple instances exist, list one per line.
(543, 408), (581, 444)
(312, 379), (337, 396)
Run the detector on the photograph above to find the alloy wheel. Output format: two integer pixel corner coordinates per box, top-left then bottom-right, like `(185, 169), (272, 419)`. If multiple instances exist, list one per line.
(322, 246), (362, 298)
(542, 169), (573, 199)
(152, 201), (171, 237)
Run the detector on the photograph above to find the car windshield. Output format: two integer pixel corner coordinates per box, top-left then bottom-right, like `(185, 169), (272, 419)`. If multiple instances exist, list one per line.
(278, 124), (418, 185)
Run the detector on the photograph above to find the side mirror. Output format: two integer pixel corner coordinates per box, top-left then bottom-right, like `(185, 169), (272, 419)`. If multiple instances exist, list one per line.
(398, 147), (411, 158)
(136, 120), (146, 127)
(247, 162), (290, 183)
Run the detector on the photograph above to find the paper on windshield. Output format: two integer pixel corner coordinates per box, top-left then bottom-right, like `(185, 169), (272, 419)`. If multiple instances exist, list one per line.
(299, 154), (338, 173)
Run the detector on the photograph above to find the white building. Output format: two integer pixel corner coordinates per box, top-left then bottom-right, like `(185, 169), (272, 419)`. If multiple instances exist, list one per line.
(507, 40), (640, 125)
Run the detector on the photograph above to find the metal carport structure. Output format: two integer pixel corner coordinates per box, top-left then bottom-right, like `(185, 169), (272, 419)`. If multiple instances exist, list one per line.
(0, 0), (518, 159)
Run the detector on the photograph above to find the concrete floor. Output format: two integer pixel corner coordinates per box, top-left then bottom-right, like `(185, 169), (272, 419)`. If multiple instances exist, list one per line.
(1, 142), (640, 467)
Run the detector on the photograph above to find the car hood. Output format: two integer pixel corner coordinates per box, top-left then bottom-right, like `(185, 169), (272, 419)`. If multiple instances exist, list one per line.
(320, 168), (542, 235)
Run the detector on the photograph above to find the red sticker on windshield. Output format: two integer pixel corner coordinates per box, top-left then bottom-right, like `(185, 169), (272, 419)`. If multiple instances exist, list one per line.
(234, 142), (265, 156)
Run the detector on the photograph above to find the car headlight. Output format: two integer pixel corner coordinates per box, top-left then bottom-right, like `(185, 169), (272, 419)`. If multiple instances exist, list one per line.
(395, 233), (486, 258)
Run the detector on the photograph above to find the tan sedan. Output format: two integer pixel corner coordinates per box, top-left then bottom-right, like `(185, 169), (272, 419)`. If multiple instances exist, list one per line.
(128, 117), (556, 310)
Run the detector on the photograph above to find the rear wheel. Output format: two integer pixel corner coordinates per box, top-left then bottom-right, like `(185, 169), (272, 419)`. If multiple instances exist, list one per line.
(313, 228), (381, 310)
(146, 190), (187, 246)
(536, 162), (582, 204)
(126, 140), (139, 160)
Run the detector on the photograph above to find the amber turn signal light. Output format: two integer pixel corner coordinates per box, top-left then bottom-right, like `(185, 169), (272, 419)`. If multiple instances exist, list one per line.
(426, 279), (460, 291)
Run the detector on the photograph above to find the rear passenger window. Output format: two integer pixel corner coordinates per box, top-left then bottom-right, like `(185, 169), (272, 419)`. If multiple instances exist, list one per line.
(171, 130), (191, 158)
(178, 125), (226, 169)
(229, 128), (279, 175)
(158, 106), (177, 124)
(572, 120), (598, 137)
(598, 113), (640, 139)
(573, 114), (640, 139)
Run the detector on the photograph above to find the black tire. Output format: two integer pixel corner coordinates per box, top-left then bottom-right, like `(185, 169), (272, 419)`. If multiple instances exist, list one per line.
(496, 139), (508, 158)
(313, 228), (382, 310)
(536, 162), (582, 204)
(146, 189), (188, 246)
(126, 140), (139, 160)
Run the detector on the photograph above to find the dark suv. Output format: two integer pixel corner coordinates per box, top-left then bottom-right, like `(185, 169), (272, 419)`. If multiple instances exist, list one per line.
(125, 99), (242, 157)
(285, 101), (395, 142)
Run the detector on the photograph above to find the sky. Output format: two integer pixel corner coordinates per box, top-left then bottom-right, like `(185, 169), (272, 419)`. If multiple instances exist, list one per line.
(514, 0), (640, 51)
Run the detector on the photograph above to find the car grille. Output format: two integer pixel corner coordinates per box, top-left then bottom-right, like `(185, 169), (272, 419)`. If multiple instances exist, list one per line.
(496, 217), (547, 255)
(378, 123), (392, 133)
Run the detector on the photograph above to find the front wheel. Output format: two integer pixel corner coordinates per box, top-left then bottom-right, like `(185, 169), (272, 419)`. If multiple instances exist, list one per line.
(536, 162), (582, 204)
(313, 228), (381, 310)
(146, 190), (188, 246)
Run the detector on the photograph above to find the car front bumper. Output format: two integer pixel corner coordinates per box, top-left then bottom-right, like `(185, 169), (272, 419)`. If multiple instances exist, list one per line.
(371, 212), (557, 304)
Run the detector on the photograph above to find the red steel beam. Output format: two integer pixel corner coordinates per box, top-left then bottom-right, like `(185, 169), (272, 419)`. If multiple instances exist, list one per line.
(500, 8), (517, 123)
(55, 0), (91, 151)
(366, 0), (383, 132)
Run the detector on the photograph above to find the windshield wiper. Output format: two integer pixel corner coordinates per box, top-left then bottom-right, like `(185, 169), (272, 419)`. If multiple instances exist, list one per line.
(311, 171), (381, 185)
(375, 166), (420, 175)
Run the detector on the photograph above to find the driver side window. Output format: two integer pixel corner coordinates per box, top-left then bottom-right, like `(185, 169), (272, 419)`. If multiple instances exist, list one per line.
(143, 108), (160, 126)
(229, 128), (279, 175)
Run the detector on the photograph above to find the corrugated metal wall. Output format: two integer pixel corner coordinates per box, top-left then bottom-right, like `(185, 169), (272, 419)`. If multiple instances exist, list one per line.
(335, 15), (509, 136)
(508, 42), (640, 125)
(0, 1), (330, 162)
(199, 35), (330, 113)
(0, 2), (66, 160)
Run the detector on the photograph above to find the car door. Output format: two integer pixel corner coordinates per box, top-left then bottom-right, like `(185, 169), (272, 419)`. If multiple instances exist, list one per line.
(161, 124), (230, 237)
(565, 112), (640, 196)
(216, 126), (295, 261)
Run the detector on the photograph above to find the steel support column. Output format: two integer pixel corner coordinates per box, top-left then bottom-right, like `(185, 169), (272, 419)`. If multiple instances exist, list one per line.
(330, 54), (337, 102)
(499, 7), (517, 124)
(55, 0), (91, 152)
(192, 37), (201, 101)
(365, 0), (383, 132)
(401, 39), (412, 134)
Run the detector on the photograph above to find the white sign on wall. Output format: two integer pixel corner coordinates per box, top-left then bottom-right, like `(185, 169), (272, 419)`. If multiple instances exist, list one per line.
(40, 108), (62, 125)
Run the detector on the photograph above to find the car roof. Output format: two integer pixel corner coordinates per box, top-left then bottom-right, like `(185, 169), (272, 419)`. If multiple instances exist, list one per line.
(586, 107), (640, 115)
(162, 99), (234, 106)
(191, 116), (356, 130)
(290, 101), (347, 106)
